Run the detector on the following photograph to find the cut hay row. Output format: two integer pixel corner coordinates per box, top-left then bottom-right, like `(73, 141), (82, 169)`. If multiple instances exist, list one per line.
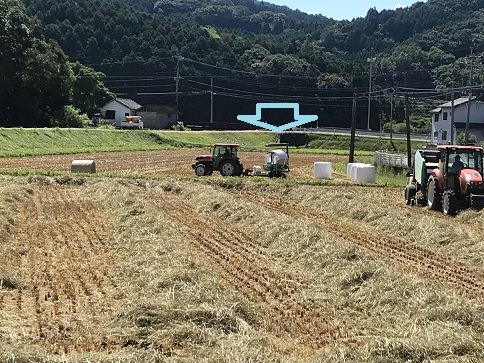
(147, 191), (346, 350)
(146, 179), (484, 361)
(0, 176), (483, 362)
(235, 189), (484, 301)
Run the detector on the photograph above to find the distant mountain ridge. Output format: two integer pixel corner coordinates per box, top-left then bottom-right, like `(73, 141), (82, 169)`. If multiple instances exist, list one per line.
(20, 0), (484, 128)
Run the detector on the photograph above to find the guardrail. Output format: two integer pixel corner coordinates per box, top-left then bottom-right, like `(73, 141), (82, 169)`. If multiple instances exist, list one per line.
(374, 150), (413, 169)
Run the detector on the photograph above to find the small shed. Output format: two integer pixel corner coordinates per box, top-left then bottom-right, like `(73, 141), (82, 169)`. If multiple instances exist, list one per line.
(100, 98), (142, 127)
(138, 105), (180, 129)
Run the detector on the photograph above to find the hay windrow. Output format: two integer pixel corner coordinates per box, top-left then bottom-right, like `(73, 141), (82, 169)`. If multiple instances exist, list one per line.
(0, 174), (483, 361)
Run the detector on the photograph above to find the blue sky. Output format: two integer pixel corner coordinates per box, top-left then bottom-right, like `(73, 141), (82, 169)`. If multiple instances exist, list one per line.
(267, 0), (424, 21)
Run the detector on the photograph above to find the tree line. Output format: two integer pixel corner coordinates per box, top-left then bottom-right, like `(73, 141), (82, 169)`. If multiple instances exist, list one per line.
(3, 0), (484, 129)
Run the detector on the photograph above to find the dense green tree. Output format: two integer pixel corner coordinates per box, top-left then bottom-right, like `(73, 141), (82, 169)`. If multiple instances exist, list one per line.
(1, 0), (74, 126)
(1, 0), (116, 127)
(71, 62), (115, 114)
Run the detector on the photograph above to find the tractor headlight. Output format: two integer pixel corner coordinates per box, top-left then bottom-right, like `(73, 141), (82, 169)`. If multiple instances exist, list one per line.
(467, 181), (483, 188)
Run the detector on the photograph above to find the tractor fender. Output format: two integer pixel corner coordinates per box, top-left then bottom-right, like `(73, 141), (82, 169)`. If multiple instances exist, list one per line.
(431, 169), (444, 190)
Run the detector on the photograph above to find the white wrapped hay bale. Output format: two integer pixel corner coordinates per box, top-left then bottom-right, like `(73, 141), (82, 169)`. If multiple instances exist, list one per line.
(314, 162), (332, 179)
(347, 162), (365, 179)
(346, 163), (356, 178)
(353, 164), (375, 183)
(348, 163), (375, 182)
(349, 163), (367, 181)
(71, 160), (96, 173)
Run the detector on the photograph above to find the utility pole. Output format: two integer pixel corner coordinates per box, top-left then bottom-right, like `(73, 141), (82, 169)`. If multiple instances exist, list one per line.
(450, 89), (455, 144)
(210, 77), (214, 123)
(405, 73), (412, 172)
(367, 57), (376, 131)
(390, 95), (393, 141)
(349, 93), (357, 163)
(389, 95), (396, 151)
(175, 53), (180, 124)
(465, 47), (475, 144)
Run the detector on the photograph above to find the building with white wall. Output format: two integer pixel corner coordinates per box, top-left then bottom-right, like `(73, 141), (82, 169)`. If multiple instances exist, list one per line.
(100, 98), (142, 127)
(430, 97), (484, 144)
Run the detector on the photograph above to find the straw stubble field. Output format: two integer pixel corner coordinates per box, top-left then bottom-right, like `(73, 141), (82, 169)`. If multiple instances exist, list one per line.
(0, 152), (483, 361)
(0, 150), (348, 179)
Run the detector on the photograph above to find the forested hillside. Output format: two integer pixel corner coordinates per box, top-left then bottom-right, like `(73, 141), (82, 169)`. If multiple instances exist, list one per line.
(6, 0), (484, 129)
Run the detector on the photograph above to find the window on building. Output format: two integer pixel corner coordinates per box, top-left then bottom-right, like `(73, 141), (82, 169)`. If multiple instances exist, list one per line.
(434, 131), (438, 140)
(434, 114), (439, 122)
(442, 131), (447, 141)
(105, 110), (115, 119)
(443, 112), (448, 120)
(125, 112), (129, 117)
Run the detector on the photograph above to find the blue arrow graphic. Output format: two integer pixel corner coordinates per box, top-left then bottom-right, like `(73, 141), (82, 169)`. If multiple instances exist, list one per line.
(237, 103), (318, 132)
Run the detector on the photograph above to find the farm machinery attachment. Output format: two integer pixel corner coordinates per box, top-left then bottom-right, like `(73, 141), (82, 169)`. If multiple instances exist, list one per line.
(244, 143), (290, 178)
(405, 144), (484, 215)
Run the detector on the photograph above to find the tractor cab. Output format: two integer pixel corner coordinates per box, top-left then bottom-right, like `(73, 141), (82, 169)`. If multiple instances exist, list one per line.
(439, 146), (484, 192)
(212, 144), (239, 169)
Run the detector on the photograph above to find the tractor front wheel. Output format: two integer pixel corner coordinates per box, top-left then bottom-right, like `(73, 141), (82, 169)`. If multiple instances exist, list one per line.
(427, 176), (442, 210)
(220, 160), (239, 176)
(405, 184), (417, 205)
(442, 189), (457, 216)
(194, 164), (208, 176)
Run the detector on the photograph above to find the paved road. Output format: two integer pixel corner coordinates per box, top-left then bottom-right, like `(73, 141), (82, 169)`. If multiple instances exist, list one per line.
(294, 127), (431, 142)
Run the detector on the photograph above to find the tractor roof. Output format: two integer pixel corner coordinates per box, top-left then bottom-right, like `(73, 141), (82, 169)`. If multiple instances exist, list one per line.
(213, 143), (239, 147)
(437, 145), (483, 151)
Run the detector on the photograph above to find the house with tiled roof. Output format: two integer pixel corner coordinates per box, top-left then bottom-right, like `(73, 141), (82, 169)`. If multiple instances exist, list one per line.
(430, 97), (484, 144)
(100, 99), (180, 129)
(100, 98), (143, 127)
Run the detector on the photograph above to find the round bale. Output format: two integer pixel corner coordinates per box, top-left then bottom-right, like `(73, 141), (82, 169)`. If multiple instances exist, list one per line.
(71, 160), (96, 174)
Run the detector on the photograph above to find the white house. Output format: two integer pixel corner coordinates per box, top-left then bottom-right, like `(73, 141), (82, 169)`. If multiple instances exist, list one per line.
(430, 97), (484, 144)
(100, 98), (142, 127)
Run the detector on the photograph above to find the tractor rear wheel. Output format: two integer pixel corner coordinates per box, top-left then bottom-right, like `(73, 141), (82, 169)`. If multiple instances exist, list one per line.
(194, 164), (208, 176)
(427, 176), (442, 210)
(220, 160), (239, 176)
(442, 189), (457, 216)
(405, 184), (417, 205)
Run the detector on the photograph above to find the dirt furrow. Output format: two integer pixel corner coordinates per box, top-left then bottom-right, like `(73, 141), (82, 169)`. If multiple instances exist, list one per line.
(149, 191), (350, 348)
(238, 191), (484, 301)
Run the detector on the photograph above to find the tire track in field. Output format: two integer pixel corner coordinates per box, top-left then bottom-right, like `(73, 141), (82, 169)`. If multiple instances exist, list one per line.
(2, 184), (115, 354)
(236, 190), (484, 302)
(148, 191), (351, 349)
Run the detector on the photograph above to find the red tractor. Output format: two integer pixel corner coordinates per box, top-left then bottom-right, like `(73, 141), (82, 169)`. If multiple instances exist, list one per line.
(192, 143), (244, 176)
(405, 144), (484, 215)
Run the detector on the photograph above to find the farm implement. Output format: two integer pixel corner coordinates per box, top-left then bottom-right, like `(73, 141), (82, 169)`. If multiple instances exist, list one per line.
(405, 144), (484, 215)
(192, 143), (290, 178)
